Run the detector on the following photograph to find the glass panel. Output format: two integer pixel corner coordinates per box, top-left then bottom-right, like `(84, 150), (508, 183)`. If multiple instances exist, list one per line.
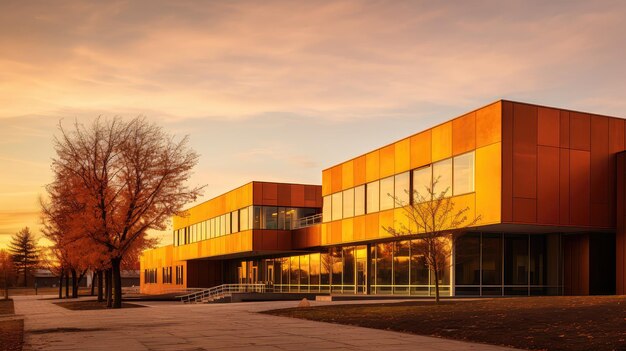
(320, 251), (331, 285)
(300, 255), (309, 286)
(263, 206), (278, 229)
(323, 196), (332, 222)
(220, 215), (226, 236)
(482, 233), (502, 285)
(330, 247), (343, 286)
(504, 234), (529, 285)
(232, 211), (239, 233)
(290, 256), (299, 285)
(366, 181), (380, 213)
(394, 241), (410, 285)
(379, 176), (394, 211)
(394, 172), (410, 207)
(331, 192), (343, 221)
(343, 247), (355, 285)
(249, 206), (253, 230)
(453, 152), (475, 195)
(285, 208), (296, 230)
(225, 213), (231, 235)
(455, 233), (480, 285)
(354, 185), (365, 216)
(310, 253), (320, 285)
(530, 235), (546, 285)
(433, 158), (452, 197)
(253, 206), (262, 229)
(281, 257), (289, 288)
(277, 207), (286, 230)
(239, 207), (249, 231)
(410, 239), (429, 285)
(343, 188), (354, 218)
(412, 166), (432, 202)
(375, 243), (393, 285)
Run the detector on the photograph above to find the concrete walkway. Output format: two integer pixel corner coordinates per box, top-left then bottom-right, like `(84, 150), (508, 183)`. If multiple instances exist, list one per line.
(13, 295), (518, 351)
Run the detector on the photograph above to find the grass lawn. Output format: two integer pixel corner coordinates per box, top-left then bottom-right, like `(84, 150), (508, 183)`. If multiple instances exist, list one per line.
(265, 296), (626, 351)
(54, 300), (145, 310)
(0, 299), (24, 351)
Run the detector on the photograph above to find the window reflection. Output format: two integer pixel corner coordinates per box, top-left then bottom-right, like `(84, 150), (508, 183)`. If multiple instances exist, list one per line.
(379, 176), (394, 211)
(453, 152), (475, 195)
(394, 172), (410, 207)
(323, 195), (331, 223)
(412, 166), (432, 201)
(366, 181), (379, 213)
(433, 159), (452, 196)
(354, 185), (365, 216)
(331, 192), (343, 221)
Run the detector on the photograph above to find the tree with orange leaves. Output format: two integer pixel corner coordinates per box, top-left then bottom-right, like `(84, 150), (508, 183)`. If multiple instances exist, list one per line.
(48, 117), (202, 308)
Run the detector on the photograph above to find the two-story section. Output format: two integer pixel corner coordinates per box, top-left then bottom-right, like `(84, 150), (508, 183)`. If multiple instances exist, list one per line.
(140, 181), (322, 294)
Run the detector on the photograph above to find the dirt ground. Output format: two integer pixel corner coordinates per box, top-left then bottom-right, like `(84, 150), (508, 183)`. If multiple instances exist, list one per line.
(266, 296), (626, 351)
(0, 299), (24, 351)
(54, 300), (145, 310)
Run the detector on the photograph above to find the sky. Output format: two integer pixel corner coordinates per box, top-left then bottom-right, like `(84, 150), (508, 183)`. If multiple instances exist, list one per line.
(1, 0), (626, 250)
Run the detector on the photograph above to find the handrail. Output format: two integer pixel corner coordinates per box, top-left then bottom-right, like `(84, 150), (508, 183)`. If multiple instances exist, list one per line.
(178, 283), (267, 304)
(293, 213), (322, 229)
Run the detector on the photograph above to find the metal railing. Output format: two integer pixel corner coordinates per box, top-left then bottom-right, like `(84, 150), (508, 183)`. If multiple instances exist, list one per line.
(293, 213), (322, 229)
(177, 284), (267, 304)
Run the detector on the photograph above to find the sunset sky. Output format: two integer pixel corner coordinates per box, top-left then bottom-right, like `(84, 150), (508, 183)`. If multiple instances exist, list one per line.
(1, 0), (626, 250)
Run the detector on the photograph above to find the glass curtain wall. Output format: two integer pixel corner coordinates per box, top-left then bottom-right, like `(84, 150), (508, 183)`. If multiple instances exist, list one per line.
(454, 233), (562, 296)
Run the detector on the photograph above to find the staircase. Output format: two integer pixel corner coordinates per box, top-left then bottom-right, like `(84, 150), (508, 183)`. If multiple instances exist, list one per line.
(177, 284), (267, 304)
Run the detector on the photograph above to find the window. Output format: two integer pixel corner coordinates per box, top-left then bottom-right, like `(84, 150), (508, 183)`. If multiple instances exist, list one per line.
(323, 196), (331, 222)
(225, 213), (231, 235)
(175, 265), (184, 285)
(379, 176), (394, 211)
(253, 206), (262, 229)
(219, 215), (226, 236)
(331, 192), (343, 221)
(232, 211), (239, 233)
(412, 166), (432, 202)
(263, 206), (278, 229)
(342, 188), (354, 218)
(209, 218), (215, 238)
(239, 207), (249, 231)
(453, 151), (475, 195)
(144, 269), (157, 284)
(162, 267), (172, 284)
(433, 158), (452, 197)
(366, 181), (379, 213)
(394, 172), (410, 207)
(354, 185), (365, 216)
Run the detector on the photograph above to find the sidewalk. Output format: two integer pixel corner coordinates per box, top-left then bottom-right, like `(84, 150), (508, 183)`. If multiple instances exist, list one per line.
(14, 295), (519, 351)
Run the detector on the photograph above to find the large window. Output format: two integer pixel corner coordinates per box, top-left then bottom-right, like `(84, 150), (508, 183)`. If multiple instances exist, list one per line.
(412, 166), (432, 201)
(354, 185), (365, 216)
(231, 211), (239, 233)
(433, 159), (452, 196)
(343, 188), (354, 218)
(331, 192), (343, 221)
(239, 207), (249, 231)
(323, 196), (331, 222)
(394, 172), (410, 207)
(366, 181), (380, 213)
(453, 152), (475, 195)
(379, 176), (394, 211)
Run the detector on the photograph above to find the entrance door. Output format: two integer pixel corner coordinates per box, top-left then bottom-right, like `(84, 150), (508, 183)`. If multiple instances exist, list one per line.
(267, 265), (274, 284)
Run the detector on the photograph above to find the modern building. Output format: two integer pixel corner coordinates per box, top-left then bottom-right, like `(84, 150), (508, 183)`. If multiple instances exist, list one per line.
(140, 100), (626, 297)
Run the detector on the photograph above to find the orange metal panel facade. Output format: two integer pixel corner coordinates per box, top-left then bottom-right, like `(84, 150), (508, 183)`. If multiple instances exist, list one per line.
(616, 152), (626, 294)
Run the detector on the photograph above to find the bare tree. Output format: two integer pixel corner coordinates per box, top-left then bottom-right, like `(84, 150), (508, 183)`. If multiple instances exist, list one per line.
(50, 117), (202, 308)
(384, 178), (480, 303)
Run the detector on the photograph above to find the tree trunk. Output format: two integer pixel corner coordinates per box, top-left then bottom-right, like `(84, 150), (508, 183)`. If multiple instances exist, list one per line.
(105, 269), (112, 308)
(58, 270), (63, 299)
(111, 257), (122, 309)
(23, 268), (28, 287)
(432, 255), (440, 304)
(3, 269), (8, 300)
(71, 268), (78, 298)
(65, 271), (70, 298)
(97, 270), (104, 302)
(90, 271), (95, 296)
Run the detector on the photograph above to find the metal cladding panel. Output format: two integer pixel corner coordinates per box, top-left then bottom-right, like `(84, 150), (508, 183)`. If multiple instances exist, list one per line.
(616, 152), (626, 294)
(570, 112), (591, 151)
(277, 183), (291, 206)
(560, 111), (570, 148)
(559, 149), (571, 225)
(322, 169), (331, 196)
(475, 101), (501, 148)
(290, 184), (305, 205)
(590, 116), (610, 227)
(365, 150), (380, 182)
(342, 218), (354, 242)
(342, 160), (354, 189)
(512, 103), (538, 199)
(409, 130), (432, 169)
(380, 144), (395, 178)
(538, 107), (560, 147)
(431, 122), (452, 162)
(501, 101), (514, 222)
(291, 225), (321, 249)
(569, 150), (591, 226)
(537, 146), (560, 225)
(353, 155), (367, 186)
(563, 234), (590, 296)
(365, 213), (379, 240)
(353, 215), (366, 242)
(394, 138), (411, 174)
(609, 119), (625, 226)
(475, 142), (501, 225)
(452, 112), (476, 155)
(330, 221), (342, 244)
(331, 165), (343, 193)
(513, 197), (537, 223)
(261, 182), (278, 206)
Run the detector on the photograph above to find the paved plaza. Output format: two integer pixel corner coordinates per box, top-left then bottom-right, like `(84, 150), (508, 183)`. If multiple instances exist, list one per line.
(13, 296), (517, 351)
